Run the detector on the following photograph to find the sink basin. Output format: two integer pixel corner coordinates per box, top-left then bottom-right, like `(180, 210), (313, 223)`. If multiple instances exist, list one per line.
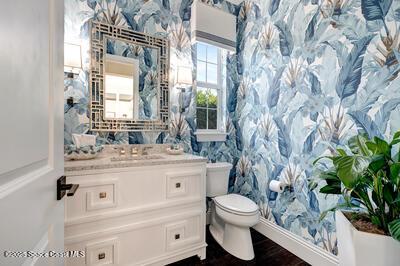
(110, 154), (164, 162)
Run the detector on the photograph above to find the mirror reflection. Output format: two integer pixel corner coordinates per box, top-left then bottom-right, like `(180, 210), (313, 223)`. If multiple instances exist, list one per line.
(104, 37), (159, 121)
(105, 54), (138, 119)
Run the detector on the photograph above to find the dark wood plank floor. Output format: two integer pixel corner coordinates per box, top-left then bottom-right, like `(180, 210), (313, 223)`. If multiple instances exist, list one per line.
(169, 226), (309, 266)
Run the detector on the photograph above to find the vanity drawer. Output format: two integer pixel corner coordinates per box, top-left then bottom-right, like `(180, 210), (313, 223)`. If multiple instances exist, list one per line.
(65, 212), (204, 266)
(166, 171), (203, 199)
(66, 165), (205, 223)
(66, 179), (118, 221)
(165, 218), (201, 251)
(85, 238), (119, 266)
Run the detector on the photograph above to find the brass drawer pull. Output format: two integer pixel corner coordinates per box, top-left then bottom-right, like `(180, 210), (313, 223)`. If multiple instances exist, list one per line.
(98, 252), (105, 260)
(99, 192), (107, 199)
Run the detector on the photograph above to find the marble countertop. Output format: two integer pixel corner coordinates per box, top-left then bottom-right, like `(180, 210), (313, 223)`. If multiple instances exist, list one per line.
(64, 145), (207, 173)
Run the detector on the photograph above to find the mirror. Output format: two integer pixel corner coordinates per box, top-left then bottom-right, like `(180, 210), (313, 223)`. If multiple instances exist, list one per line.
(105, 54), (138, 120)
(90, 21), (169, 132)
(104, 38), (159, 121)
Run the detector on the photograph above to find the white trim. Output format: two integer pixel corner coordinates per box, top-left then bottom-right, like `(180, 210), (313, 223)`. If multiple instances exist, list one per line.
(195, 131), (227, 142)
(253, 217), (339, 266)
(65, 210), (202, 244)
(0, 162), (51, 200)
(192, 35), (236, 52)
(65, 197), (202, 226)
(139, 244), (207, 266)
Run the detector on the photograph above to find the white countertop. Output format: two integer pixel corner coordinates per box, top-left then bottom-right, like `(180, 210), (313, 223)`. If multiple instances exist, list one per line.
(64, 146), (207, 173)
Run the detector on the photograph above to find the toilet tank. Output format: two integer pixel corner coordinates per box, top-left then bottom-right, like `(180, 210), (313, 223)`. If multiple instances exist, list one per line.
(206, 162), (233, 197)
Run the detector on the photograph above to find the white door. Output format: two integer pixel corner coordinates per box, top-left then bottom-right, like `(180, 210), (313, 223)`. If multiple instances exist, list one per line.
(0, 0), (65, 265)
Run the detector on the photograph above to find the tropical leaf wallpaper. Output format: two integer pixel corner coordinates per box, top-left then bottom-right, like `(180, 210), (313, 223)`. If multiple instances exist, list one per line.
(65, 0), (400, 255)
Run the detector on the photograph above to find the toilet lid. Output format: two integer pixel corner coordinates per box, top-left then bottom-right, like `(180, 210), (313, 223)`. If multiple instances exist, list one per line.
(214, 194), (258, 214)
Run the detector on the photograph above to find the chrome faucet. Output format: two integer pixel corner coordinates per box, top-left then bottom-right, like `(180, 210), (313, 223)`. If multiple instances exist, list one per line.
(131, 146), (139, 155)
(119, 147), (126, 156)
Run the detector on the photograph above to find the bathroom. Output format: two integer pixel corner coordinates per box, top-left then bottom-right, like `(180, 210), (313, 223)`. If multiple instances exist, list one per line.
(1, 0), (400, 265)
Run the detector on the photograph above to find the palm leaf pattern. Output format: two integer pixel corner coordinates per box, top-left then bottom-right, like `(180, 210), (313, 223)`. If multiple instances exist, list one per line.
(65, 0), (400, 254)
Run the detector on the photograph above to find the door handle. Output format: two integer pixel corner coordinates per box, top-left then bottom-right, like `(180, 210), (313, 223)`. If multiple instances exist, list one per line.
(57, 175), (79, 200)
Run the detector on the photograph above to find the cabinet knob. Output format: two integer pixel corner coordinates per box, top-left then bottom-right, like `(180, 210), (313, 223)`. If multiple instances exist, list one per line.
(98, 252), (105, 260)
(99, 192), (107, 199)
(175, 182), (181, 188)
(175, 234), (180, 240)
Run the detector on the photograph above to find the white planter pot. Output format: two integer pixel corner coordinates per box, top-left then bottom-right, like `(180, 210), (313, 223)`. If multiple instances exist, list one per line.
(336, 210), (400, 266)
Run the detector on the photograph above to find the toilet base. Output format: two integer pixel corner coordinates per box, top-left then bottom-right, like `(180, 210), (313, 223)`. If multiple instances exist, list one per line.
(209, 223), (255, 261)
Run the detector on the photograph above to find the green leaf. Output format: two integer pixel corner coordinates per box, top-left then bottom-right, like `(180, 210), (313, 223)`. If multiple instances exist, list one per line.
(332, 155), (370, 189)
(390, 163), (400, 184)
(369, 154), (386, 172)
(337, 148), (347, 156)
(350, 190), (361, 199)
(320, 171), (340, 181)
(370, 215), (382, 228)
(389, 219), (400, 242)
(383, 185), (395, 204)
(348, 135), (371, 155)
(320, 184), (341, 194)
(366, 141), (377, 153)
(374, 136), (391, 157)
(313, 156), (333, 165)
(390, 139), (400, 146)
(393, 195), (400, 205)
(308, 180), (318, 191)
(394, 131), (400, 140)
(372, 190), (379, 206)
(320, 206), (341, 221)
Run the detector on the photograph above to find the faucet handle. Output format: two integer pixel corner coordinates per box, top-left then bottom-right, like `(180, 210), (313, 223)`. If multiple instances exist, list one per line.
(119, 147), (126, 156)
(131, 147), (139, 155)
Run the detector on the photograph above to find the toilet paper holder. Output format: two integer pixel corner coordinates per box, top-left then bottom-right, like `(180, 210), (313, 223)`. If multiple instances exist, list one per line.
(269, 180), (288, 193)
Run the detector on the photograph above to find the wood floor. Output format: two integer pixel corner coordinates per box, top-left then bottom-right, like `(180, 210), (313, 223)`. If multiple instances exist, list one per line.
(169, 226), (309, 266)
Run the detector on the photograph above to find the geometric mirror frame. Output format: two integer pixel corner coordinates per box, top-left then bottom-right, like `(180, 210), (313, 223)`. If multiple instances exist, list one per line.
(90, 21), (169, 132)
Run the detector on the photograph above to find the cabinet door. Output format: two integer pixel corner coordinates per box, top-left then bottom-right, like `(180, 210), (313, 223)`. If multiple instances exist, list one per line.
(66, 165), (205, 223)
(65, 212), (203, 265)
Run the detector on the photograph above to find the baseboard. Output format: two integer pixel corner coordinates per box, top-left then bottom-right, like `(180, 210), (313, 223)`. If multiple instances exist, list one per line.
(253, 218), (338, 266)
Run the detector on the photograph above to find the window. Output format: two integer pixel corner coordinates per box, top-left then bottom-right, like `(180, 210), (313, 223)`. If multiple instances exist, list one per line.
(195, 42), (228, 141)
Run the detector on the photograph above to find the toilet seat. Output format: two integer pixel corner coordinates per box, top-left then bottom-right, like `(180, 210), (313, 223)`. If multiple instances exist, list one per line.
(214, 194), (259, 216)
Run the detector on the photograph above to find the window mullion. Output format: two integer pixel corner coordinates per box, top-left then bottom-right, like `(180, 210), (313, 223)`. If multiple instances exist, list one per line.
(217, 48), (222, 132)
(206, 88), (210, 130)
(205, 45), (208, 84)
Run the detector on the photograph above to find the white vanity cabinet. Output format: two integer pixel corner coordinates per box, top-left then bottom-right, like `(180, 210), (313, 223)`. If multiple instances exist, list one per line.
(64, 157), (207, 266)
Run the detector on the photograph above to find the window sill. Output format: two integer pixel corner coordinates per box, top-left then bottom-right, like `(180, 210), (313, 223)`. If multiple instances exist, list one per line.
(194, 131), (227, 142)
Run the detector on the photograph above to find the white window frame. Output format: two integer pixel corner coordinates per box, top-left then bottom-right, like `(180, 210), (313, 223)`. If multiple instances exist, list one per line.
(195, 42), (227, 142)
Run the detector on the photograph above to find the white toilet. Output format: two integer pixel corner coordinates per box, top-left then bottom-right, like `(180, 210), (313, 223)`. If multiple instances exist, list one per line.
(206, 162), (260, 260)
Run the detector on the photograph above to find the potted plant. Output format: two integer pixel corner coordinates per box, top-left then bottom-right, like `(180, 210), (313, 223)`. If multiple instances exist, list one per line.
(314, 132), (400, 266)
